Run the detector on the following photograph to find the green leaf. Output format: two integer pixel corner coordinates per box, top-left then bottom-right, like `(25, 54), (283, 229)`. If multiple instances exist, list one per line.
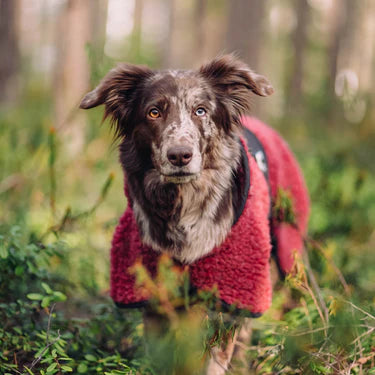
(34, 346), (45, 358)
(77, 363), (88, 373)
(85, 354), (97, 362)
(27, 293), (44, 301)
(10, 226), (21, 237)
(41, 282), (53, 294)
(23, 366), (34, 375)
(61, 365), (73, 372)
(13, 327), (22, 335)
(52, 291), (67, 302)
(100, 172), (115, 199)
(15, 265), (24, 276)
(46, 362), (57, 373)
(41, 296), (51, 308)
(26, 260), (38, 274)
(0, 242), (8, 259)
(54, 342), (66, 352)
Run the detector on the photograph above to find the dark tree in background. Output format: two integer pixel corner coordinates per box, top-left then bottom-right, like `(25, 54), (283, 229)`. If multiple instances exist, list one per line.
(130, 0), (144, 60)
(193, 0), (207, 64)
(161, 0), (175, 68)
(0, 0), (20, 105)
(286, 0), (310, 114)
(225, 0), (266, 71)
(53, 0), (108, 154)
(225, 0), (267, 115)
(327, 0), (347, 99)
(0, 0), (373, 153)
(90, 0), (109, 61)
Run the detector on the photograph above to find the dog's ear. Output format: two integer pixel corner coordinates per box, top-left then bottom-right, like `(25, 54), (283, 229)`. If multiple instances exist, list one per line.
(80, 64), (153, 131)
(199, 55), (273, 97)
(199, 55), (273, 123)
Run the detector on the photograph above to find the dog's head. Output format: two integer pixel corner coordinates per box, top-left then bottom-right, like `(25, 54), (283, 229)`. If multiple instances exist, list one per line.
(80, 55), (273, 183)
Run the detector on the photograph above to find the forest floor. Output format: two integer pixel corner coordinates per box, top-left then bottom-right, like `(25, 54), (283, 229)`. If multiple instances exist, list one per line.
(1, 87), (375, 374)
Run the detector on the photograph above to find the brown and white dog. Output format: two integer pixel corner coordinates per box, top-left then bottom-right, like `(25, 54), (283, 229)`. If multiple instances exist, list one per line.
(80, 55), (309, 374)
(80, 55), (273, 262)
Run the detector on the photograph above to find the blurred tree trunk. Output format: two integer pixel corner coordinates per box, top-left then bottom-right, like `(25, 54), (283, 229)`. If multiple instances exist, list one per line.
(226, 0), (266, 116)
(357, 1), (374, 94)
(54, 0), (106, 155)
(360, 0), (375, 137)
(286, 0), (310, 114)
(193, 0), (207, 65)
(0, 0), (20, 106)
(131, 0), (143, 60)
(327, 0), (359, 123)
(328, 0), (358, 97)
(225, 0), (266, 71)
(328, 0), (345, 97)
(90, 0), (109, 61)
(161, 0), (175, 68)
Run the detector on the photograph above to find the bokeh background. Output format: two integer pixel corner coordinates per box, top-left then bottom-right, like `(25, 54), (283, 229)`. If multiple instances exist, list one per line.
(1, 1), (375, 374)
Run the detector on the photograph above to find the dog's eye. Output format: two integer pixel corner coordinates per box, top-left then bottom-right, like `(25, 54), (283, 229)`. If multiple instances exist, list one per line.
(195, 107), (206, 117)
(148, 108), (161, 119)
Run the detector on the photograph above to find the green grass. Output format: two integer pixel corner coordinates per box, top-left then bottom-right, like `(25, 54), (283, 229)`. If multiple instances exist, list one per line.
(1, 74), (375, 374)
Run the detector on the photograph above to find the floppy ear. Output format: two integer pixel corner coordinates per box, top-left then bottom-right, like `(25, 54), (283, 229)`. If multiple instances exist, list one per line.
(199, 55), (273, 119)
(80, 63), (153, 134)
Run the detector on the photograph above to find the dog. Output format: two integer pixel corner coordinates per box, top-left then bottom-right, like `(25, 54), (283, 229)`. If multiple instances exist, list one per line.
(80, 55), (310, 374)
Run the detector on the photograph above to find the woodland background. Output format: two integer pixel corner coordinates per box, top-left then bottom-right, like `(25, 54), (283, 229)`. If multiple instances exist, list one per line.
(1, 0), (375, 374)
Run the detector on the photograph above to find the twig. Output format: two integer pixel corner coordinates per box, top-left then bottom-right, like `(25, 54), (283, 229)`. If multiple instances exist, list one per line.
(48, 127), (57, 219)
(55, 99), (81, 132)
(293, 251), (329, 336)
(28, 331), (61, 370)
(302, 249), (329, 325)
(287, 326), (332, 337)
(350, 303), (364, 374)
(28, 304), (60, 371)
(300, 297), (313, 341)
(345, 301), (375, 321)
(0, 174), (25, 194)
(46, 304), (55, 344)
(9, 368), (22, 375)
(39, 172), (114, 241)
(305, 235), (350, 296)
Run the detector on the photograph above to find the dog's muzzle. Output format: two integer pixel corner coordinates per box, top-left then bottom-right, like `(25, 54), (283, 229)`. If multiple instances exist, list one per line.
(162, 173), (199, 184)
(162, 144), (199, 183)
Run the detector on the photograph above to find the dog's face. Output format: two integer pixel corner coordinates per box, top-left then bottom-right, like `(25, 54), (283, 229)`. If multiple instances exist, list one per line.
(80, 56), (273, 183)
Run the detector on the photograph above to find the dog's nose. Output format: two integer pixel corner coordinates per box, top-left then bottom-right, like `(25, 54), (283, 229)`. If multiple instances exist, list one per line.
(167, 146), (193, 167)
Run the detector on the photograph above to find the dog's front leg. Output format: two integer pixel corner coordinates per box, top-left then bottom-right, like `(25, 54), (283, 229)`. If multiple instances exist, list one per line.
(142, 309), (171, 370)
(206, 329), (239, 375)
(232, 318), (253, 374)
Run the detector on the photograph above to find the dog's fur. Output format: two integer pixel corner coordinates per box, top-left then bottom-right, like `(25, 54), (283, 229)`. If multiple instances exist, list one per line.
(80, 56), (275, 374)
(81, 56), (282, 374)
(80, 55), (273, 266)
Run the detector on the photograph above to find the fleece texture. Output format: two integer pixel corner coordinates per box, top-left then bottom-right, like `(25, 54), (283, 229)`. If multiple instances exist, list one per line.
(241, 117), (310, 273)
(110, 117), (310, 315)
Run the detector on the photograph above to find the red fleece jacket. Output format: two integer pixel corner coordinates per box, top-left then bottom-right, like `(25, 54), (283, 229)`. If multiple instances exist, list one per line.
(110, 117), (310, 315)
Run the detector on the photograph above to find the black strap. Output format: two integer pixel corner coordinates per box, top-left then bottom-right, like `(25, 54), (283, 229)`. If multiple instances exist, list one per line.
(233, 128), (271, 225)
(242, 128), (270, 183)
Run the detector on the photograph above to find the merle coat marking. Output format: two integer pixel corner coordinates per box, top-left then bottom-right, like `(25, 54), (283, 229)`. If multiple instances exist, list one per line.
(80, 55), (273, 264)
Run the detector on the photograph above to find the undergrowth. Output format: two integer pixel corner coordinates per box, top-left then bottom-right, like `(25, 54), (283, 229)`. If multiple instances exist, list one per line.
(1, 80), (375, 374)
